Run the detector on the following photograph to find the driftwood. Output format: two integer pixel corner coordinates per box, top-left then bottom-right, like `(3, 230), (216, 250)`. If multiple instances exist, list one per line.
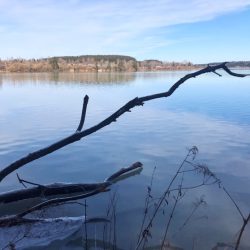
(0, 63), (249, 182)
(0, 162), (142, 227)
(0, 162), (142, 204)
(0, 188), (104, 227)
(0, 182), (108, 204)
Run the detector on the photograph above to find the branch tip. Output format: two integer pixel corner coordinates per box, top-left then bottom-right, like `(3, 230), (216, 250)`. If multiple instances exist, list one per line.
(16, 173), (27, 188)
(213, 70), (222, 77)
(84, 95), (89, 102)
(76, 94), (89, 132)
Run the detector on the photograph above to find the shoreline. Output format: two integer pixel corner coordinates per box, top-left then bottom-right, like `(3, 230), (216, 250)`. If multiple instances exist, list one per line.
(0, 69), (199, 74)
(1, 67), (250, 74)
(1, 55), (249, 74)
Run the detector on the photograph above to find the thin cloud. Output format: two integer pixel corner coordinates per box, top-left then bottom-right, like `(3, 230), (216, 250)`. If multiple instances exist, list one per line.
(0, 0), (250, 59)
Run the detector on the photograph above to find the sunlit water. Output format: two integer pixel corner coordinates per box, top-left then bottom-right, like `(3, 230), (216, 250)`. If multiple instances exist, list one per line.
(0, 71), (250, 249)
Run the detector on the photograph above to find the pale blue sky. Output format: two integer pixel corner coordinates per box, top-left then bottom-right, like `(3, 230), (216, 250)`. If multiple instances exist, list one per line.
(0, 0), (250, 63)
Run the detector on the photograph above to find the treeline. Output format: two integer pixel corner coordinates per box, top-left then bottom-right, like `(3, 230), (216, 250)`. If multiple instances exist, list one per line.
(0, 55), (196, 73)
(197, 61), (250, 69)
(227, 61), (250, 68)
(138, 59), (195, 71)
(0, 55), (137, 73)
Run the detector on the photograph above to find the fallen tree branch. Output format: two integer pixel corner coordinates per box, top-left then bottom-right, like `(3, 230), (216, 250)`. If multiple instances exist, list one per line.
(0, 193), (105, 228)
(0, 182), (107, 204)
(0, 63), (248, 182)
(105, 162), (143, 182)
(16, 173), (44, 188)
(17, 186), (108, 219)
(0, 162), (142, 204)
(0, 162), (142, 226)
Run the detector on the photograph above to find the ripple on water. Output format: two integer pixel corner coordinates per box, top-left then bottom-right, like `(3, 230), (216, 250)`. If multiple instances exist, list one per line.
(1, 71), (250, 249)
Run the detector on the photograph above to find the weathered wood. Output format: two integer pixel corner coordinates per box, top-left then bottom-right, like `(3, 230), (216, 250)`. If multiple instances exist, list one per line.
(0, 182), (107, 204)
(106, 162), (143, 182)
(0, 162), (142, 227)
(0, 64), (248, 182)
(0, 162), (142, 204)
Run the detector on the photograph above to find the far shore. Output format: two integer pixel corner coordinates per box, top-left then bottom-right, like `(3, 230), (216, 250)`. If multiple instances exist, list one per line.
(0, 68), (201, 74)
(0, 55), (249, 73)
(1, 66), (250, 74)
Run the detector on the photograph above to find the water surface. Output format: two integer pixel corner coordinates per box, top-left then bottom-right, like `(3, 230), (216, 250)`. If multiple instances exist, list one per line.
(0, 71), (250, 249)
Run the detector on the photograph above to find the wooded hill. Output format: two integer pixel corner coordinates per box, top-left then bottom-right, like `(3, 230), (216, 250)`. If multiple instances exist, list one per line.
(0, 55), (195, 73)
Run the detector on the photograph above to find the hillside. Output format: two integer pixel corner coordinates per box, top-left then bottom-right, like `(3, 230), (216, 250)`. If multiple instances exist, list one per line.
(0, 55), (195, 73)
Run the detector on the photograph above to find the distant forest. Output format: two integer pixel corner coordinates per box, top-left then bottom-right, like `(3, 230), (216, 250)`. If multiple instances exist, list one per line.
(0, 55), (194, 73)
(0, 55), (249, 73)
(198, 61), (250, 68)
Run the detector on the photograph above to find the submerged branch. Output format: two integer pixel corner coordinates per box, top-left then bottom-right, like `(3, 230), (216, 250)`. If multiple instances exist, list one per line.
(0, 162), (142, 204)
(0, 162), (142, 226)
(0, 182), (108, 204)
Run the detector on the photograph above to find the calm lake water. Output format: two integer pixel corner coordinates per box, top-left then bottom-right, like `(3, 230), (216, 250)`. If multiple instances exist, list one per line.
(0, 71), (250, 249)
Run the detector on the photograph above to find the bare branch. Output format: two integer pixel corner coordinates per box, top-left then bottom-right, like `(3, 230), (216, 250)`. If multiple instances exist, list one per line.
(0, 182), (107, 204)
(0, 162), (143, 204)
(76, 95), (89, 132)
(212, 71), (222, 77)
(106, 162), (142, 182)
(0, 63), (248, 182)
(16, 173), (44, 188)
(222, 65), (250, 78)
(0, 162), (143, 226)
(16, 173), (27, 188)
(0, 188), (108, 227)
(17, 186), (108, 218)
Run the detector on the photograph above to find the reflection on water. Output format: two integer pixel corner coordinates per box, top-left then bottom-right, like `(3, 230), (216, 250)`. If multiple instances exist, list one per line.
(0, 72), (137, 86)
(0, 71), (250, 249)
